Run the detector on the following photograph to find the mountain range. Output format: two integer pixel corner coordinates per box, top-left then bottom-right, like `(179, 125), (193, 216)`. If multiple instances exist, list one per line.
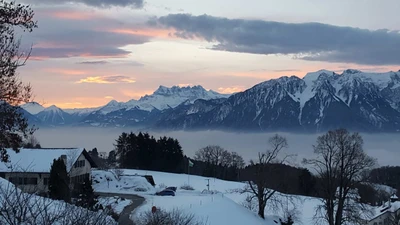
(21, 69), (400, 133)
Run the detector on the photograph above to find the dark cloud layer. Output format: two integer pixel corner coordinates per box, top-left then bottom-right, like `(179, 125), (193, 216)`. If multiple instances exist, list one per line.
(21, 11), (151, 59)
(156, 14), (400, 65)
(24, 0), (144, 8)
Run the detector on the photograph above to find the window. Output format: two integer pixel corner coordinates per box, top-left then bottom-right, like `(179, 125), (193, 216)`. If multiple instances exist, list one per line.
(43, 178), (49, 185)
(8, 176), (37, 185)
(27, 178), (37, 185)
(74, 160), (86, 168)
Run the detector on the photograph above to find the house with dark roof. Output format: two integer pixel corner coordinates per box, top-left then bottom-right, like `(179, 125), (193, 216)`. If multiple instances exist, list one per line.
(0, 148), (97, 194)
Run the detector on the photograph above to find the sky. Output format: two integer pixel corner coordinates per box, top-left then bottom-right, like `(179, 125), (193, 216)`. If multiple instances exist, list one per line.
(16, 0), (400, 108)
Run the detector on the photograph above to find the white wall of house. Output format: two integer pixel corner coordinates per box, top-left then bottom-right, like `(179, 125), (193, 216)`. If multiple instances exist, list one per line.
(69, 153), (91, 178)
(4, 152), (93, 194)
(4, 172), (50, 194)
(368, 209), (400, 225)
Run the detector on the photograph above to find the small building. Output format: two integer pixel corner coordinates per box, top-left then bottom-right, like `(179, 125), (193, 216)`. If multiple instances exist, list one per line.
(367, 195), (400, 225)
(0, 148), (97, 194)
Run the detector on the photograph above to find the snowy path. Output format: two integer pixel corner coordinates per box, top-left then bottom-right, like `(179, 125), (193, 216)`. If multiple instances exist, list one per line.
(96, 192), (144, 225)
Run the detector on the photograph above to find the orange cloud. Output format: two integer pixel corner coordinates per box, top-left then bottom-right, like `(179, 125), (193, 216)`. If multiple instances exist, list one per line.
(44, 9), (103, 20)
(111, 28), (174, 39)
(177, 83), (193, 87)
(76, 75), (135, 84)
(218, 86), (245, 94)
(44, 68), (88, 75)
(104, 96), (114, 99)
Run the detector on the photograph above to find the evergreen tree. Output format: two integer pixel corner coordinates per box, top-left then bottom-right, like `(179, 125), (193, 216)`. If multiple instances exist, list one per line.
(107, 150), (117, 166)
(74, 177), (98, 210)
(90, 147), (99, 158)
(49, 157), (71, 202)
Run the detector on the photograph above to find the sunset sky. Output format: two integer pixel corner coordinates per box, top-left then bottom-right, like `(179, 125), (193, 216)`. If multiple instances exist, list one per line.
(17, 0), (400, 108)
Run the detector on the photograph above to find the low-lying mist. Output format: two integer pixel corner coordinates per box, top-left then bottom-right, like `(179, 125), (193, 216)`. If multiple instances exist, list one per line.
(35, 127), (400, 167)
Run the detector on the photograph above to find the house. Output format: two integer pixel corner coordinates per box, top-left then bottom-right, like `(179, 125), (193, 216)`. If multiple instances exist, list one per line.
(367, 195), (400, 225)
(0, 148), (97, 194)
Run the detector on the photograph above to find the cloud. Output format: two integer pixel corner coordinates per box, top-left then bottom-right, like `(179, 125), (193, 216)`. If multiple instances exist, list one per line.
(104, 96), (114, 99)
(155, 14), (400, 65)
(218, 86), (244, 94)
(22, 0), (144, 8)
(78, 61), (109, 65)
(76, 75), (136, 84)
(23, 10), (152, 59)
(44, 68), (88, 75)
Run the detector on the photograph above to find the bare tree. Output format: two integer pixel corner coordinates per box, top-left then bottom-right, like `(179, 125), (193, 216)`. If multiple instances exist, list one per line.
(239, 134), (293, 219)
(110, 168), (123, 181)
(230, 152), (245, 169)
(0, 178), (116, 225)
(195, 145), (227, 166)
(23, 135), (41, 148)
(303, 129), (376, 225)
(0, 0), (38, 162)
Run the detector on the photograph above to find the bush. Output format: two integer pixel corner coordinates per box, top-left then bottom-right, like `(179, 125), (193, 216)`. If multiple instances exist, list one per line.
(158, 183), (167, 189)
(136, 208), (207, 225)
(134, 187), (148, 192)
(180, 184), (195, 191)
(111, 168), (124, 181)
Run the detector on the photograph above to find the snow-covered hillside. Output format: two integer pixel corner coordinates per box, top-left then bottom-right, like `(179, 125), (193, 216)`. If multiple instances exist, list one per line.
(36, 105), (73, 125)
(92, 169), (323, 225)
(0, 177), (116, 225)
(21, 102), (45, 115)
(155, 69), (400, 132)
(95, 85), (230, 114)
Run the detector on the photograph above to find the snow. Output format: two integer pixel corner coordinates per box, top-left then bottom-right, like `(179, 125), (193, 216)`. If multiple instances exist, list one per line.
(92, 170), (155, 194)
(92, 169), (326, 225)
(370, 201), (400, 221)
(43, 105), (62, 113)
(0, 148), (84, 173)
(92, 169), (391, 225)
(89, 85), (230, 115)
(64, 107), (101, 115)
(297, 70), (333, 124)
(98, 196), (132, 214)
(0, 177), (117, 225)
(21, 102), (45, 115)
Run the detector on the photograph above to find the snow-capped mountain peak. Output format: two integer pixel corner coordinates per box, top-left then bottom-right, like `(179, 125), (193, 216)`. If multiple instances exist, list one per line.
(21, 102), (45, 115)
(43, 105), (61, 112)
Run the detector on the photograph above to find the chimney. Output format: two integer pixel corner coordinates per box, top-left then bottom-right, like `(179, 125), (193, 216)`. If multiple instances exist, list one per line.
(60, 154), (67, 166)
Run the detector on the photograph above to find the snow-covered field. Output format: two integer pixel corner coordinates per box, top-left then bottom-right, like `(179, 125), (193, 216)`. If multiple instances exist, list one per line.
(98, 196), (132, 214)
(93, 169), (395, 225)
(92, 169), (324, 225)
(0, 178), (117, 225)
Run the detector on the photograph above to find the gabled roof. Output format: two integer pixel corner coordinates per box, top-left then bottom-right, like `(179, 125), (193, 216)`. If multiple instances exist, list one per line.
(0, 148), (85, 173)
(370, 201), (400, 221)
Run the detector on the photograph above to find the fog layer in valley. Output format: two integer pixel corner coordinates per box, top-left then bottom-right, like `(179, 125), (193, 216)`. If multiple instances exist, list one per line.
(35, 127), (400, 167)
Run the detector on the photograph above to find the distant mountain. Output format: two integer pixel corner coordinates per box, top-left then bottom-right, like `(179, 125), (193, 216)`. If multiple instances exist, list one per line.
(36, 105), (73, 126)
(21, 73), (400, 133)
(21, 102), (45, 115)
(151, 69), (400, 132)
(81, 85), (230, 127)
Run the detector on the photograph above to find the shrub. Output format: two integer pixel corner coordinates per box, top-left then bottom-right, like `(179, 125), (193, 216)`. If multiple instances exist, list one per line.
(134, 187), (147, 192)
(111, 168), (124, 181)
(158, 183), (167, 189)
(136, 208), (207, 225)
(180, 184), (195, 191)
